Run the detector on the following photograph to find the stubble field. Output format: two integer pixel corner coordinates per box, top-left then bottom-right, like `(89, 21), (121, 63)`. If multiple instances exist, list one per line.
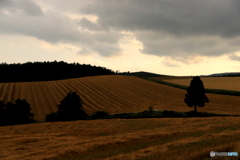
(154, 77), (240, 92)
(1, 117), (240, 160)
(0, 75), (240, 121)
(1, 75), (240, 160)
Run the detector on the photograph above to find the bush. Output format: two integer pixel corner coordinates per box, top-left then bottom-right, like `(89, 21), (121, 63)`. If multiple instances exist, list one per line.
(45, 92), (89, 122)
(0, 99), (34, 125)
(162, 110), (185, 117)
(45, 112), (59, 122)
(91, 111), (110, 119)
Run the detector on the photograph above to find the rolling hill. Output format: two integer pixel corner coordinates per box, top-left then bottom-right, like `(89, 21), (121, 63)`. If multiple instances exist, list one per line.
(0, 75), (240, 121)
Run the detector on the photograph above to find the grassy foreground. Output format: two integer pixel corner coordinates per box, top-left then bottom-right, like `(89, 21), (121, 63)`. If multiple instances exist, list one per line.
(1, 117), (240, 160)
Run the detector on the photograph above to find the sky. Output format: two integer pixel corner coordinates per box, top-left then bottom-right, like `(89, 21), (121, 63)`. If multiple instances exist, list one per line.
(1, 0), (240, 76)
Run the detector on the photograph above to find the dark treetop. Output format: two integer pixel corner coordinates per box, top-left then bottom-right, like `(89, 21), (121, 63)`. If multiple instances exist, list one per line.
(0, 61), (115, 82)
(184, 76), (209, 112)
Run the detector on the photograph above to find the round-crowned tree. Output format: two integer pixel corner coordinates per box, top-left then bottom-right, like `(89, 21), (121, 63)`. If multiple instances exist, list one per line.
(56, 92), (88, 121)
(184, 76), (209, 112)
(0, 99), (34, 125)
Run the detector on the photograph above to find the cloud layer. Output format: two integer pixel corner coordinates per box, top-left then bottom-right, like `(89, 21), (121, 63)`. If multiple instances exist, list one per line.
(79, 0), (240, 59)
(1, 0), (240, 61)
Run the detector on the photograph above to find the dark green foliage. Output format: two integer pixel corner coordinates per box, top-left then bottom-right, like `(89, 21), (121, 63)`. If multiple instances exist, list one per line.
(184, 76), (209, 112)
(91, 111), (110, 119)
(46, 92), (88, 122)
(0, 61), (115, 83)
(0, 99), (34, 125)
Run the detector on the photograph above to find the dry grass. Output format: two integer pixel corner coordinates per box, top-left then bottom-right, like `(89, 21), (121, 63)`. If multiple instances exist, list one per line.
(1, 75), (240, 159)
(0, 117), (240, 160)
(158, 77), (240, 92)
(1, 75), (240, 121)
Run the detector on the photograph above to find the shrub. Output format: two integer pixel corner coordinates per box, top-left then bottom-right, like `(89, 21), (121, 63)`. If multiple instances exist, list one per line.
(91, 111), (110, 119)
(45, 92), (89, 122)
(0, 99), (34, 125)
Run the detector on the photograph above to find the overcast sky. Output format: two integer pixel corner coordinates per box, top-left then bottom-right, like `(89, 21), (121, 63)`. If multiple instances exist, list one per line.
(1, 0), (240, 76)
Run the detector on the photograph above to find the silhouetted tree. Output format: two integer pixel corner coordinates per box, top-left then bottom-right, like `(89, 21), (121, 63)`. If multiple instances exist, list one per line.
(0, 101), (6, 125)
(46, 92), (88, 121)
(14, 99), (34, 124)
(0, 99), (34, 125)
(184, 76), (209, 112)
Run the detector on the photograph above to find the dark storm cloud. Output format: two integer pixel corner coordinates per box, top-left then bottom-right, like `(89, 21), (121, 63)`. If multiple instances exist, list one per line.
(1, 0), (240, 59)
(79, 0), (240, 60)
(0, 0), (122, 57)
(80, 0), (240, 37)
(78, 18), (102, 31)
(0, 0), (43, 16)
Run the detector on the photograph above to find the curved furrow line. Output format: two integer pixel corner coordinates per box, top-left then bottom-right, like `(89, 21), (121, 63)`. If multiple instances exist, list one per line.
(8, 83), (17, 101)
(85, 78), (141, 106)
(91, 77), (154, 108)
(56, 79), (75, 95)
(42, 82), (62, 112)
(80, 79), (148, 113)
(95, 77), (155, 104)
(5, 83), (14, 102)
(101, 76), (155, 99)
(27, 82), (43, 121)
(108, 78), (161, 101)
(51, 81), (69, 100)
(13, 83), (24, 100)
(37, 82), (57, 116)
(53, 79), (106, 112)
(69, 76), (157, 105)
(0, 83), (9, 102)
(86, 79), (144, 108)
(73, 81), (137, 110)
(50, 80), (105, 110)
(116, 76), (165, 96)
(66, 80), (108, 111)
(69, 79), (122, 109)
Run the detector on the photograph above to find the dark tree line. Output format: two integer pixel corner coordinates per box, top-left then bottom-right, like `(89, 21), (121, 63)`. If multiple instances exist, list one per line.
(0, 61), (115, 83)
(0, 99), (34, 125)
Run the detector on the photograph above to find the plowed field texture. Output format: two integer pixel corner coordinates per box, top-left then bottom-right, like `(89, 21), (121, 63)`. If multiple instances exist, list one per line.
(1, 75), (240, 160)
(1, 75), (240, 121)
(153, 77), (240, 91)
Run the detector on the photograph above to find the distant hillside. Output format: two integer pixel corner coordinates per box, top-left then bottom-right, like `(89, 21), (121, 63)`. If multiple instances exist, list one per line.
(0, 61), (115, 83)
(206, 72), (240, 77)
(117, 71), (168, 77)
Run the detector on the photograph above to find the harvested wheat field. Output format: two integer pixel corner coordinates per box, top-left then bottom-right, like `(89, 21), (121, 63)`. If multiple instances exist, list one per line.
(0, 117), (240, 160)
(0, 75), (240, 121)
(157, 77), (240, 91)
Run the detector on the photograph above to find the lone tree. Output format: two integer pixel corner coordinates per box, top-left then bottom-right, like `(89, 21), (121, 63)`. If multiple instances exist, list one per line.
(55, 92), (88, 121)
(184, 76), (209, 112)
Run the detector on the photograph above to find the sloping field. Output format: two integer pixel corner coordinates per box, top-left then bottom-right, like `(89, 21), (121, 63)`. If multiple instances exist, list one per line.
(157, 77), (240, 91)
(148, 76), (193, 80)
(0, 75), (240, 121)
(0, 117), (240, 160)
